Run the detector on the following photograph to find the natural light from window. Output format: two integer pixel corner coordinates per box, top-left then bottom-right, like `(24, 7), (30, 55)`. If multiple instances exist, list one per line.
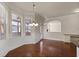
(47, 20), (61, 32)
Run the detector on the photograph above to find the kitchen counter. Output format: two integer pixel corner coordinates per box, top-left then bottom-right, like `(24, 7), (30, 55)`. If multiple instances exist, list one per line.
(71, 36), (79, 47)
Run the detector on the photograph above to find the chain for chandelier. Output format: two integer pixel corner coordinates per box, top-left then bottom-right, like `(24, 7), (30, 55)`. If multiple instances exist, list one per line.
(29, 2), (38, 26)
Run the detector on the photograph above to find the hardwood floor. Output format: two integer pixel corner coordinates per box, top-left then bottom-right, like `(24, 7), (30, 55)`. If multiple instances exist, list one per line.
(6, 39), (76, 57)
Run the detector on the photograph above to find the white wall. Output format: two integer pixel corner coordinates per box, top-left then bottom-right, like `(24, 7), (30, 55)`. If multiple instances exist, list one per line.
(44, 13), (79, 42)
(43, 22), (70, 42)
(0, 14), (44, 57)
(61, 13), (79, 35)
(0, 36), (36, 57)
(0, 3), (79, 57)
(0, 3), (45, 57)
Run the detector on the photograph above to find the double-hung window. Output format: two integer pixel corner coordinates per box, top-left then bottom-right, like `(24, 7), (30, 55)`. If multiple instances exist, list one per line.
(12, 13), (21, 36)
(47, 20), (61, 32)
(25, 18), (31, 35)
(0, 4), (6, 40)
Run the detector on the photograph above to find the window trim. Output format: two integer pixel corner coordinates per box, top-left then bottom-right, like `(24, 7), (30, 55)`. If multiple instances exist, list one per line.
(12, 19), (21, 35)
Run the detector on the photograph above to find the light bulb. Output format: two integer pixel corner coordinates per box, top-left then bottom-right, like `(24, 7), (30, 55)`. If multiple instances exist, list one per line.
(34, 23), (38, 26)
(29, 24), (33, 26)
(32, 23), (35, 25)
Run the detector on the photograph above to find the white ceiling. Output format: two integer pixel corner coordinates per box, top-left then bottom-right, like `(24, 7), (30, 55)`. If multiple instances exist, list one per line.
(6, 2), (79, 18)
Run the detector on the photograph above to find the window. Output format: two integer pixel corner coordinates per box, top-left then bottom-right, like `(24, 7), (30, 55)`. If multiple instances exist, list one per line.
(0, 18), (4, 39)
(12, 20), (21, 32)
(12, 13), (21, 36)
(0, 4), (6, 40)
(25, 18), (31, 35)
(47, 20), (61, 32)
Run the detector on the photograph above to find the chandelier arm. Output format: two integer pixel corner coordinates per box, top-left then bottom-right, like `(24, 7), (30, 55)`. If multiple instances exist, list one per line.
(29, 2), (38, 26)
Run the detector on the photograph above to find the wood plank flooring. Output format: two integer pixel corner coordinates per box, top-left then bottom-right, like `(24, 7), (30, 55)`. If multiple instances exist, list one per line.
(6, 39), (76, 57)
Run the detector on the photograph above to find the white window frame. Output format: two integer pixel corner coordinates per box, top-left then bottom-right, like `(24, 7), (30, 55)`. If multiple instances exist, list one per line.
(47, 20), (61, 32)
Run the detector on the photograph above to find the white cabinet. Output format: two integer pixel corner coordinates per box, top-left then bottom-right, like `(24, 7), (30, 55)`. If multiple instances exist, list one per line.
(77, 47), (79, 57)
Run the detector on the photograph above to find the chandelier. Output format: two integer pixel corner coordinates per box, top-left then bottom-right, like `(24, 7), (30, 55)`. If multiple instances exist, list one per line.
(29, 3), (38, 26)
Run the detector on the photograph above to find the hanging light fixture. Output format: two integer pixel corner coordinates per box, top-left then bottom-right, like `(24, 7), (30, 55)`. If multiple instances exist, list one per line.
(29, 2), (38, 26)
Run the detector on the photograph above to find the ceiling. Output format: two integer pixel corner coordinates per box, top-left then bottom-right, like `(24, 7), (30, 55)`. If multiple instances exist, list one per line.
(6, 2), (79, 18)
